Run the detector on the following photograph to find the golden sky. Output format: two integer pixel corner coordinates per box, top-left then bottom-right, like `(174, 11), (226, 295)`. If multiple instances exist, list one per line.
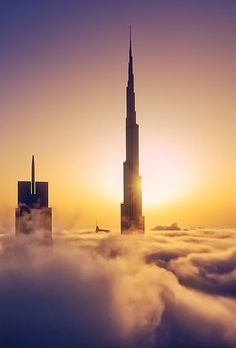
(0, 0), (236, 228)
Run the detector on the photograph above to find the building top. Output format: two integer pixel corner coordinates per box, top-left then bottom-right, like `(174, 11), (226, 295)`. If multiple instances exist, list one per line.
(18, 156), (49, 208)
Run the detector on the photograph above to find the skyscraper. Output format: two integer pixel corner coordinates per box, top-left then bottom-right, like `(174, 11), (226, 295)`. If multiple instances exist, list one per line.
(15, 156), (52, 247)
(121, 32), (145, 233)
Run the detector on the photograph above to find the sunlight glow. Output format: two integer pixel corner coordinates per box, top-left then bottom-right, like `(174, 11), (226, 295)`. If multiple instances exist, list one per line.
(141, 145), (192, 207)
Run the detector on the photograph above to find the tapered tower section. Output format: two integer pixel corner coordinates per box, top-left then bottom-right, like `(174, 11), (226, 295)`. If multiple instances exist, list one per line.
(121, 32), (145, 233)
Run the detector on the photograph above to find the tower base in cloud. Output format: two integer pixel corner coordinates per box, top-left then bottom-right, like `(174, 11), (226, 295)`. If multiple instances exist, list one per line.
(15, 207), (53, 249)
(121, 204), (145, 234)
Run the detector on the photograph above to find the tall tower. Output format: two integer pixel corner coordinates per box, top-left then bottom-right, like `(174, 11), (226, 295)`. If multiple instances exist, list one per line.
(15, 156), (52, 248)
(121, 31), (145, 233)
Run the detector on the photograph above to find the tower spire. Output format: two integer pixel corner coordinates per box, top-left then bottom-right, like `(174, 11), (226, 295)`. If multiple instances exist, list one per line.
(129, 26), (132, 56)
(31, 155), (35, 195)
(128, 26), (134, 88)
(127, 27), (135, 125)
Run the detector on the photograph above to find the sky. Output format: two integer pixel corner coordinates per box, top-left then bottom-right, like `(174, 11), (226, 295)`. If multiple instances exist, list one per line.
(0, 0), (236, 228)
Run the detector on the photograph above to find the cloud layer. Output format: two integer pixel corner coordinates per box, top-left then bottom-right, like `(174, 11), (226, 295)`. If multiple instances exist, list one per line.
(0, 227), (236, 347)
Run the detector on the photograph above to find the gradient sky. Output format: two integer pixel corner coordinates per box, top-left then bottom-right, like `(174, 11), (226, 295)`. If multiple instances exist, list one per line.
(0, 0), (236, 228)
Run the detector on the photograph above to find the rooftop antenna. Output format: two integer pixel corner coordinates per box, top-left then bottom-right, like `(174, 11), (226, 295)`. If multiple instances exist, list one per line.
(31, 155), (36, 195)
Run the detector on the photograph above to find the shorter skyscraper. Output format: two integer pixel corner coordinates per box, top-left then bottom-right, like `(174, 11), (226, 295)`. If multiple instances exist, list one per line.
(15, 156), (52, 248)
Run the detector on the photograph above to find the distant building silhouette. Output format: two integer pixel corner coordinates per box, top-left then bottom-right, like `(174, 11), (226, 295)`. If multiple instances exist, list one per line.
(15, 156), (52, 247)
(121, 31), (145, 233)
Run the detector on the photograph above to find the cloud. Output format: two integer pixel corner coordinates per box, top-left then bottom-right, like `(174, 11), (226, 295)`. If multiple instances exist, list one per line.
(0, 228), (236, 347)
(168, 248), (236, 297)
